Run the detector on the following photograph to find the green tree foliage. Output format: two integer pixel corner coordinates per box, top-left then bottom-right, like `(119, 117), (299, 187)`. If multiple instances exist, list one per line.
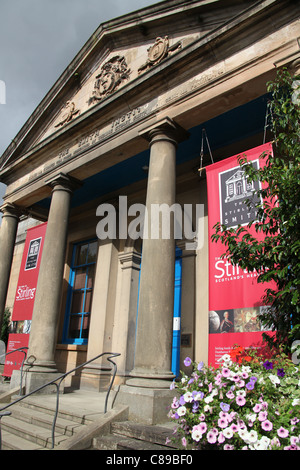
(0, 307), (11, 346)
(212, 68), (300, 353)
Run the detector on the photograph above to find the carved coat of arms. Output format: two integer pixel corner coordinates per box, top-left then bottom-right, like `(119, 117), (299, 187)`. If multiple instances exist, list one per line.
(55, 101), (80, 128)
(138, 36), (182, 74)
(89, 55), (131, 104)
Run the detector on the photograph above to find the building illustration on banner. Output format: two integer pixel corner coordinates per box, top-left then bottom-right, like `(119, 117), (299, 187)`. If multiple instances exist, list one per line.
(224, 169), (255, 203)
(219, 160), (261, 228)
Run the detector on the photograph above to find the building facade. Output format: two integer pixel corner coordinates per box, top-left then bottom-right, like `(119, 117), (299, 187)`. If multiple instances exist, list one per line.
(0, 0), (299, 422)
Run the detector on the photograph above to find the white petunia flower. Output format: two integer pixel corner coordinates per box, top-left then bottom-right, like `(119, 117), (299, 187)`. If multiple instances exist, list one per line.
(247, 430), (258, 444)
(268, 374), (280, 386)
(204, 395), (214, 404)
(238, 428), (249, 441)
(223, 427), (233, 439)
(191, 429), (202, 442)
(183, 391), (193, 403)
(177, 406), (187, 416)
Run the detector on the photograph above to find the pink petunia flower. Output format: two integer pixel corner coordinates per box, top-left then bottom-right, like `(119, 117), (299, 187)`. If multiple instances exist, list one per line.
(230, 423), (239, 433)
(253, 403), (262, 413)
(199, 422), (207, 434)
(277, 427), (289, 438)
(222, 367), (231, 378)
(218, 417), (228, 428)
(236, 395), (246, 406)
(290, 436), (299, 446)
(261, 420), (273, 431)
(258, 411), (268, 422)
(207, 431), (217, 444)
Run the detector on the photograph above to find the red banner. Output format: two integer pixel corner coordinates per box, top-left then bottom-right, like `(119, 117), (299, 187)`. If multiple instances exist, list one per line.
(206, 143), (274, 367)
(3, 222), (47, 376)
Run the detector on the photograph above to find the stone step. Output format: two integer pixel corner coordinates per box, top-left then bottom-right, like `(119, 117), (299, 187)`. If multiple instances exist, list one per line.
(1, 429), (45, 451)
(0, 389), (115, 450)
(93, 433), (169, 451)
(14, 396), (92, 425)
(0, 414), (69, 449)
(0, 397), (90, 450)
(111, 421), (176, 448)
(92, 420), (177, 451)
(9, 402), (86, 436)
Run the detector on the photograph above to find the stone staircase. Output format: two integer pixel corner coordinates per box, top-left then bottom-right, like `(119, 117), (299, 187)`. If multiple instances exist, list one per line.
(0, 387), (178, 451)
(91, 421), (177, 451)
(0, 395), (92, 450)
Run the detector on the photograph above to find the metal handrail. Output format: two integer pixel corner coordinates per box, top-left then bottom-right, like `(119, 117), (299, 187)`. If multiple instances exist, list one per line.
(0, 351), (120, 449)
(1, 347), (29, 396)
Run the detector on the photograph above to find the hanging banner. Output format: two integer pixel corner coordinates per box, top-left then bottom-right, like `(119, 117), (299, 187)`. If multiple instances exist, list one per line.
(206, 143), (274, 367)
(3, 222), (47, 377)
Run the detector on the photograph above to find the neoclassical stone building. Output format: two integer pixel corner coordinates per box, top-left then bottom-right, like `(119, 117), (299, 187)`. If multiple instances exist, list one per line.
(0, 0), (299, 422)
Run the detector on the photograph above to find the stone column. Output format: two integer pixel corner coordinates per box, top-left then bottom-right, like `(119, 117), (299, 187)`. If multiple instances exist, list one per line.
(116, 118), (188, 424)
(0, 203), (21, 332)
(26, 173), (80, 391)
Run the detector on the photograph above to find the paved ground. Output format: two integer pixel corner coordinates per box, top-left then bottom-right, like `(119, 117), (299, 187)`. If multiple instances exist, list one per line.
(0, 383), (117, 421)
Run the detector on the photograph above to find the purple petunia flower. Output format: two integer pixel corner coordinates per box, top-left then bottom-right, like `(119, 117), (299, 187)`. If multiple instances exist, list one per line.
(179, 395), (186, 405)
(263, 360), (273, 370)
(246, 381), (255, 390)
(192, 402), (199, 413)
(277, 368), (285, 377)
(184, 357), (192, 367)
(220, 402), (230, 412)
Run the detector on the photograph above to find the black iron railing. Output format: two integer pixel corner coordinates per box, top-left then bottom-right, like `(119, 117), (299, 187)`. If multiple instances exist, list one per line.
(0, 351), (120, 450)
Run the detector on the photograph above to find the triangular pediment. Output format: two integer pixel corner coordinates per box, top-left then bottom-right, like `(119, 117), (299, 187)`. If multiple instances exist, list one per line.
(0, 0), (266, 174)
(35, 39), (184, 144)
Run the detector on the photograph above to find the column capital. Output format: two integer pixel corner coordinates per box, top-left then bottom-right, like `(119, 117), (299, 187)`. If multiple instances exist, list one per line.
(0, 202), (23, 219)
(139, 117), (189, 147)
(45, 172), (82, 193)
(119, 250), (141, 271)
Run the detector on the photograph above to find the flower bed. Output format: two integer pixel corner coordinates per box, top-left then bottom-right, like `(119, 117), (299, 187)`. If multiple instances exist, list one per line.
(168, 347), (300, 450)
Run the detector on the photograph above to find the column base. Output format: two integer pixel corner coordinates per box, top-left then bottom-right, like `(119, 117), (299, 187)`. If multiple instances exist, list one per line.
(115, 384), (176, 425)
(127, 367), (175, 389)
(22, 362), (61, 394)
(80, 364), (113, 392)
